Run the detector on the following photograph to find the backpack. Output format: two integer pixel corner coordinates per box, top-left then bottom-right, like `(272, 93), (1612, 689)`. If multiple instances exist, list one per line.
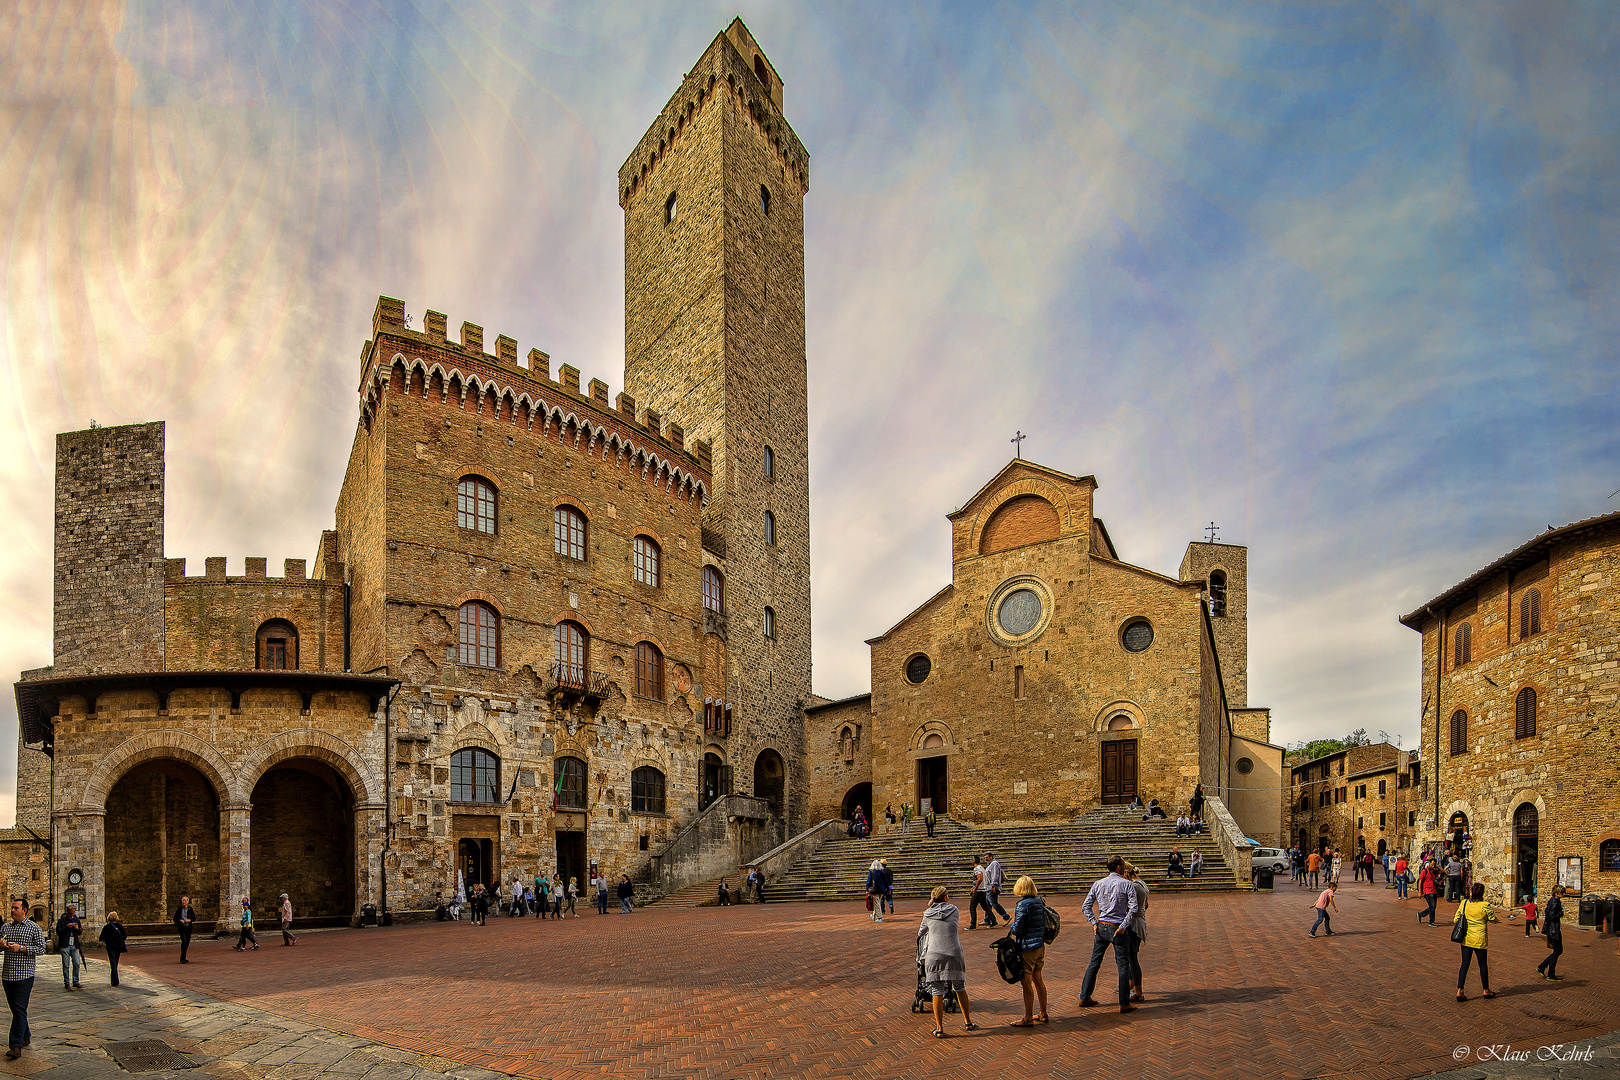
(1042, 905), (1061, 945)
(991, 936), (1025, 984)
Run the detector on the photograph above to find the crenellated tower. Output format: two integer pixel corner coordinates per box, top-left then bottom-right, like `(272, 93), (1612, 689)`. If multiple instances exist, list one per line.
(620, 18), (811, 832)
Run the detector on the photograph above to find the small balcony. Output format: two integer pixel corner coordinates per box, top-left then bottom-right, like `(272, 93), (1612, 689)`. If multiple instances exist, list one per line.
(549, 662), (612, 705)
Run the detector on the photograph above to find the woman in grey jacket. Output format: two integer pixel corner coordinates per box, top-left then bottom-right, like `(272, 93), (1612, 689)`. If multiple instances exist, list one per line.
(917, 886), (977, 1037)
(1123, 862), (1149, 1002)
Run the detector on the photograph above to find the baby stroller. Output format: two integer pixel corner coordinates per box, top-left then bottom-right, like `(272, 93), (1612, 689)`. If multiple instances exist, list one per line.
(910, 942), (960, 1014)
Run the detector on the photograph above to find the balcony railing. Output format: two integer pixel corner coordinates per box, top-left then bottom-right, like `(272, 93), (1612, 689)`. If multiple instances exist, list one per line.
(550, 662), (612, 702)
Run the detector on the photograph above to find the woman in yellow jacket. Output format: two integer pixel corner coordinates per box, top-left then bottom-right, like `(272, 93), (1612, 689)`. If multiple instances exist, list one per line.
(1452, 882), (1498, 1001)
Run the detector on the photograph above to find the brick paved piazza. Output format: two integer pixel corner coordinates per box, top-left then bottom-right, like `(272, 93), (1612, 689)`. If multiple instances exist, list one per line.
(126, 881), (1620, 1080)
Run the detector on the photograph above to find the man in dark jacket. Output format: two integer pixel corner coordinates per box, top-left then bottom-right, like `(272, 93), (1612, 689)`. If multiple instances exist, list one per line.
(173, 896), (196, 963)
(617, 875), (635, 914)
(53, 907), (82, 990)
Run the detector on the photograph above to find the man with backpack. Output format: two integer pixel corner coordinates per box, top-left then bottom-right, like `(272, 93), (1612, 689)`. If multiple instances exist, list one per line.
(1078, 855), (1142, 1014)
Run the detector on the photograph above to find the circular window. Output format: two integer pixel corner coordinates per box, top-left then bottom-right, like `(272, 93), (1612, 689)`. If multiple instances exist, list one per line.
(997, 589), (1043, 636)
(1236, 757), (1254, 775)
(1121, 619), (1154, 652)
(905, 654), (931, 685)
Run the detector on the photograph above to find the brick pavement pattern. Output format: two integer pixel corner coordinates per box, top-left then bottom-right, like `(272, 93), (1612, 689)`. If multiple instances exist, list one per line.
(122, 881), (1620, 1080)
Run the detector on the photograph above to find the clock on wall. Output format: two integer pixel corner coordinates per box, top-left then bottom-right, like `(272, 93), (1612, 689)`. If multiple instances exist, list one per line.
(66, 869), (83, 886)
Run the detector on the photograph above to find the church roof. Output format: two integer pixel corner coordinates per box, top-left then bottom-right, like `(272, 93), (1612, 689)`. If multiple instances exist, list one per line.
(804, 692), (872, 713)
(865, 584), (955, 645)
(946, 459), (1096, 522)
(1398, 510), (1620, 629)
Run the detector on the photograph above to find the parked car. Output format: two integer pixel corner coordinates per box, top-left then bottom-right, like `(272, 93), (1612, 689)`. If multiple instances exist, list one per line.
(1250, 847), (1289, 875)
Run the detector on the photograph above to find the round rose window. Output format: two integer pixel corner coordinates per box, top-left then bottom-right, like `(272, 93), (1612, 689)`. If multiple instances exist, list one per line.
(997, 589), (1043, 636)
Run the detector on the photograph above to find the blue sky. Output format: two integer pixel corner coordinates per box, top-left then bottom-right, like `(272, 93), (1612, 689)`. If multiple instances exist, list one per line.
(1, 1), (1616, 816)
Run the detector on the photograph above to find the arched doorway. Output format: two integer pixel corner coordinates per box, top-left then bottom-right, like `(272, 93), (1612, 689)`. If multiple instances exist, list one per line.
(250, 759), (355, 924)
(754, 749), (784, 811)
(1513, 803), (1539, 904)
(841, 783), (872, 827)
(1377, 838), (1387, 857)
(105, 760), (222, 932)
(701, 752), (726, 811)
(1357, 836), (1366, 854)
(917, 734), (948, 813)
(1448, 811), (1469, 859)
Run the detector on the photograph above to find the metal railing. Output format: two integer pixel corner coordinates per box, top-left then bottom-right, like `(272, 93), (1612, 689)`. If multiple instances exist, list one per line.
(550, 662), (612, 699)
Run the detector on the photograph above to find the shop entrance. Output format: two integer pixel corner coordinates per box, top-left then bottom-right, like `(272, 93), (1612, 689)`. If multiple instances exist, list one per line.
(457, 838), (494, 892)
(1513, 804), (1539, 904)
(1100, 739), (1138, 804)
(916, 755), (947, 814)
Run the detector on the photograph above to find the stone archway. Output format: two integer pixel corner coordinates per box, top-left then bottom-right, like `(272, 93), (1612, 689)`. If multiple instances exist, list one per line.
(753, 748), (785, 812)
(238, 729), (378, 806)
(104, 758), (225, 931)
(250, 758), (357, 923)
(81, 731), (238, 810)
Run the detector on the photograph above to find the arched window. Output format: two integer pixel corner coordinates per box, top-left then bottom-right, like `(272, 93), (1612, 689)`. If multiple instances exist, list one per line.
(1515, 686), (1537, 739)
(762, 445), (774, 478)
(459, 602), (499, 667)
(256, 620), (298, 670)
(555, 621), (588, 686)
(457, 476), (497, 534)
(703, 566), (724, 613)
(634, 641), (664, 700)
(763, 606), (775, 640)
(633, 535), (661, 587)
(631, 767), (666, 814)
(554, 757), (587, 810)
(1453, 623), (1472, 667)
(1520, 588), (1542, 639)
(554, 505), (587, 561)
(450, 748), (500, 804)
(754, 54), (770, 89)
(1209, 569), (1228, 617)
(665, 191), (678, 225)
(1449, 709), (1468, 756)
(759, 184), (771, 216)
(764, 510), (776, 545)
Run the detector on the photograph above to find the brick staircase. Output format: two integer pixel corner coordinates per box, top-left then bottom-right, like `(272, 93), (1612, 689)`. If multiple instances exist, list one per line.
(759, 807), (1242, 903)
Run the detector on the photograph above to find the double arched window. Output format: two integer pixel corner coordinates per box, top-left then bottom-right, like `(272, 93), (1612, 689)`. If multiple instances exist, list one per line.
(554, 505), (587, 561)
(634, 641), (664, 700)
(1514, 687), (1537, 739)
(256, 620), (298, 670)
(703, 567), (724, 613)
(1450, 710), (1468, 756)
(631, 767), (666, 814)
(459, 601), (499, 667)
(451, 748), (500, 803)
(1519, 588), (1542, 639)
(554, 757), (587, 810)
(1453, 623), (1472, 667)
(458, 476), (497, 534)
(634, 536), (661, 587)
(555, 621), (588, 685)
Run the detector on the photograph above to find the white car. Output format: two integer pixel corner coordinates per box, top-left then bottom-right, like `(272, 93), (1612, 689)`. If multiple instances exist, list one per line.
(1250, 847), (1289, 875)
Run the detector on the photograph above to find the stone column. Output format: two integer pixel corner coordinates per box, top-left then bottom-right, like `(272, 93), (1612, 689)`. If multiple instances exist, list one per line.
(51, 809), (104, 922)
(220, 803), (251, 933)
(355, 803), (385, 924)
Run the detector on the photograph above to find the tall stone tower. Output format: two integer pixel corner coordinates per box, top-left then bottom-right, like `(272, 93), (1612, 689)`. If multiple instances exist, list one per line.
(1180, 541), (1248, 707)
(620, 19), (811, 831)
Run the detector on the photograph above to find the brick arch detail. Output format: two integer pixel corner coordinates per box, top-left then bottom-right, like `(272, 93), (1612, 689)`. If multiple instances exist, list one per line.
(1094, 699), (1146, 733)
(1507, 790), (1548, 828)
(239, 729), (379, 807)
(702, 743), (728, 764)
(450, 722), (505, 754)
(80, 731), (240, 810)
(909, 720), (955, 752)
(968, 478), (1077, 554)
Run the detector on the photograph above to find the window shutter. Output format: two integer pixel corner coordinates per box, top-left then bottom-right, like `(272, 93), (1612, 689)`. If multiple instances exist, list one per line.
(1515, 687), (1536, 739)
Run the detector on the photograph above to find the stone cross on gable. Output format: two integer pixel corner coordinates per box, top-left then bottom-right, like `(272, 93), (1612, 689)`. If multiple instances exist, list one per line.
(1205, 521), (1220, 543)
(1011, 431), (1027, 459)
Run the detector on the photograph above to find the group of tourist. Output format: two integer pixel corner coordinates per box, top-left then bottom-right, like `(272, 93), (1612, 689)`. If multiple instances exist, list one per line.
(849, 803), (940, 839)
(906, 856), (1153, 1038)
(438, 872), (636, 922)
(716, 868), (766, 906)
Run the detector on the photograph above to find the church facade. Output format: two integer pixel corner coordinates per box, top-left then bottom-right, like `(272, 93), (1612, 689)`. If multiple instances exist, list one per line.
(807, 462), (1283, 843)
(9, 19), (813, 930)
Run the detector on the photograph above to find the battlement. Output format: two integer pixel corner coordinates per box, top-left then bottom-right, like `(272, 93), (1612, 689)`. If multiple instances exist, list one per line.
(360, 297), (712, 493)
(617, 18), (809, 208)
(164, 557), (345, 586)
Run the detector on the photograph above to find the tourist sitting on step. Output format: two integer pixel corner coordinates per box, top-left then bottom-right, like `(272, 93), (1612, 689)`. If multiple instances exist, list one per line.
(1141, 798), (1167, 821)
(1190, 850), (1204, 877)
(1128, 794), (1144, 811)
(1167, 848), (1187, 877)
(1190, 814), (1204, 835)
(1175, 814), (1191, 837)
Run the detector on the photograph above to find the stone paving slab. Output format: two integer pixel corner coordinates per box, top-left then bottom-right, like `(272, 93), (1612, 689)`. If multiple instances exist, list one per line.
(98, 877), (1620, 1080)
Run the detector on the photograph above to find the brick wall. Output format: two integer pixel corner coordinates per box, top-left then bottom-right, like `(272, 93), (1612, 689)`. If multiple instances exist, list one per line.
(164, 561), (345, 671)
(1180, 542), (1247, 707)
(805, 696), (871, 824)
(249, 766), (354, 919)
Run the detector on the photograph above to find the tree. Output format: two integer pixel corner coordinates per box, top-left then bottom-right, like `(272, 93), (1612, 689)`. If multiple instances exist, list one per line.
(1304, 738), (1346, 761)
(1344, 728), (1370, 747)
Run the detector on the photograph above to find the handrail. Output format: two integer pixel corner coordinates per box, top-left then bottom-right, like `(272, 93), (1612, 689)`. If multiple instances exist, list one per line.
(549, 662), (612, 698)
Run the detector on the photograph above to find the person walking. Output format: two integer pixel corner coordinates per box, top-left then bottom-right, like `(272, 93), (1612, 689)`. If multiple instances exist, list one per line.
(234, 898), (259, 951)
(617, 874), (634, 914)
(3, 898), (46, 1059)
(566, 877), (579, 917)
(1453, 883), (1498, 1001)
(917, 886), (977, 1037)
(1418, 860), (1441, 925)
(1189, 783), (1205, 820)
(865, 859), (888, 922)
(1122, 862), (1149, 1003)
(277, 894), (297, 946)
(1078, 856), (1140, 1014)
(1537, 887), (1565, 981)
(54, 905), (83, 990)
(883, 804), (897, 834)
(1521, 895), (1538, 937)
(853, 806), (869, 839)
(968, 858), (994, 929)
(984, 853), (1009, 923)
(596, 873), (611, 915)
(751, 867), (766, 905)
(511, 877), (524, 918)
(174, 895), (196, 963)
(1395, 855), (1410, 900)
(923, 806), (937, 838)
(881, 860), (895, 916)
(1445, 853), (1464, 903)
(1310, 882), (1338, 936)
(1007, 876), (1052, 1027)
(97, 913), (127, 987)
(901, 804), (912, 833)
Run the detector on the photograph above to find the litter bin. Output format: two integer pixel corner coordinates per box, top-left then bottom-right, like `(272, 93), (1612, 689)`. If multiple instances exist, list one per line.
(1254, 867), (1275, 891)
(1604, 894), (1619, 934)
(1578, 893), (1599, 928)
(361, 903), (378, 927)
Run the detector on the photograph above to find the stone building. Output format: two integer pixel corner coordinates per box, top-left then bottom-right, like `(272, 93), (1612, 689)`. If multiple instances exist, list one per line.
(805, 461), (1284, 844)
(1286, 742), (1424, 861)
(8, 19), (811, 930)
(1400, 511), (1620, 906)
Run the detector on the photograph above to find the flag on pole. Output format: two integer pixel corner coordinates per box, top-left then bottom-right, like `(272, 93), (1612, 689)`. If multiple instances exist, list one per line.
(506, 771), (520, 804)
(553, 765), (565, 810)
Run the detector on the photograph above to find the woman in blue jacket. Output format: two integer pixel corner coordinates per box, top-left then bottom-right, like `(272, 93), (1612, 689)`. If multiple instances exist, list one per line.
(1008, 876), (1049, 1027)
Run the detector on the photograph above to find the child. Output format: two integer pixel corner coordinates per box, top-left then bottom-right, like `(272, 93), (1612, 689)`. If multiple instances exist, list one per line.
(1522, 894), (1538, 937)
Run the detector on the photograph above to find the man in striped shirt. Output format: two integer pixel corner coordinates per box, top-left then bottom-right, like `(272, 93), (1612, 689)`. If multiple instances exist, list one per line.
(2, 899), (47, 1058)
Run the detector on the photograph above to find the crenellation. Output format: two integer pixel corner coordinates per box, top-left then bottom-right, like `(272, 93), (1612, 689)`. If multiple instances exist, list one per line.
(495, 334), (518, 365)
(460, 321), (483, 353)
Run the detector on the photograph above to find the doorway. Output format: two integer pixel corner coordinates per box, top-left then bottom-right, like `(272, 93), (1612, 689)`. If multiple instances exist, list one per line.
(1513, 803), (1538, 904)
(556, 831), (587, 888)
(457, 838), (493, 892)
(1377, 838), (1387, 857)
(1100, 739), (1138, 805)
(842, 783), (872, 827)
(916, 756), (947, 814)
(701, 753), (726, 811)
(753, 749), (785, 811)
